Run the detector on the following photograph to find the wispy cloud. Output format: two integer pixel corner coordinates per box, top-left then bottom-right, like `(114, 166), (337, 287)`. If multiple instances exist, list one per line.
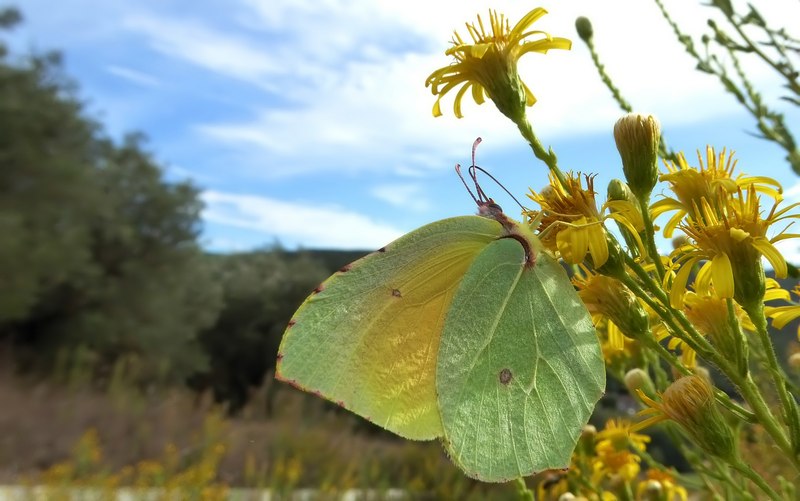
(370, 183), (431, 212)
(106, 65), (161, 87)
(201, 190), (403, 249)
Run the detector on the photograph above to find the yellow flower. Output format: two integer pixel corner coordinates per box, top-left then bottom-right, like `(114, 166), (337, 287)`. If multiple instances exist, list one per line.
(425, 8), (571, 120)
(596, 419), (651, 454)
(637, 469), (688, 501)
(652, 147), (782, 237)
(529, 172), (633, 267)
(592, 448), (641, 483)
(665, 184), (800, 309)
(765, 284), (800, 329)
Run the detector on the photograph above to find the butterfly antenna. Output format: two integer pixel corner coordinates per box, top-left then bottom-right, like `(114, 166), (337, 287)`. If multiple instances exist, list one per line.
(468, 164), (530, 212)
(469, 137), (493, 205)
(455, 163), (480, 206)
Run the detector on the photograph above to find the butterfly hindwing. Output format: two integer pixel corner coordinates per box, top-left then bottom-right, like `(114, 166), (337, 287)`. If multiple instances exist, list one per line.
(437, 237), (605, 481)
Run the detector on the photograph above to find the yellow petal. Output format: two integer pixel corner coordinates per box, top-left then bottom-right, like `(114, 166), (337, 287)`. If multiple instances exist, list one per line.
(509, 7), (547, 39)
(432, 98), (443, 117)
(752, 237), (787, 278)
(711, 253), (734, 298)
(765, 305), (800, 329)
(671, 257), (700, 308)
(588, 226), (609, 267)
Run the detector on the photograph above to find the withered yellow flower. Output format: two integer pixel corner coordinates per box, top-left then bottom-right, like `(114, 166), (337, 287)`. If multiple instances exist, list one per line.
(634, 375), (736, 460)
(573, 267), (649, 340)
(425, 8), (571, 120)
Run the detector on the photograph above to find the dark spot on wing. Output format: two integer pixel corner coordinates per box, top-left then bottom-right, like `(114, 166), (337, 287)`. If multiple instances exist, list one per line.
(392, 288), (402, 298)
(499, 368), (513, 385)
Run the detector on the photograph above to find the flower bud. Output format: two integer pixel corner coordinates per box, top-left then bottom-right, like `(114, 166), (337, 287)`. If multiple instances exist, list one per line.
(730, 241), (766, 314)
(684, 294), (749, 377)
(614, 114), (661, 200)
(576, 424), (597, 457)
(594, 235), (627, 279)
(575, 273), (649, 341)
(790, 353), (800, 372)
(575, 17), (593, 41)
(638, 480), (663, 501)
(625, 368), (656, 400)
(607, 179), (645, 259)
(661, 375), (736, 460)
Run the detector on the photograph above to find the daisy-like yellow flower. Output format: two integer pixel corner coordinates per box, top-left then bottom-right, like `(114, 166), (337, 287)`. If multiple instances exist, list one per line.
(529, 173), (642, 267)
(592, 448), (641, 484)
(637, 469), (688, 501)
(595, 419), (651, 455)
(652, 147), (782, 237)
(666, 184), (800, 309)
(425, 8), (571, 121)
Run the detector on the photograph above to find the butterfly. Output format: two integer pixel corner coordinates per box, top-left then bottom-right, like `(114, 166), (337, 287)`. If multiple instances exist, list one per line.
(276, 140), (605, 482)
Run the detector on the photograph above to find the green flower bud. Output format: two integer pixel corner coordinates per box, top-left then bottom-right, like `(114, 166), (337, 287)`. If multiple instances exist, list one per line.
(575, 17), (593, 42)
(625, 368), (656, 400)
(614, 114), (661, 200)
(607, 179), (645, 259)
(576, 424), (597, 457)
(662, 375), (736, 461)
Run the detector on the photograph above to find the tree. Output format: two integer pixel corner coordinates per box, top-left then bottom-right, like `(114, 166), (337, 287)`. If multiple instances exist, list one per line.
(0, 9), (222, 382)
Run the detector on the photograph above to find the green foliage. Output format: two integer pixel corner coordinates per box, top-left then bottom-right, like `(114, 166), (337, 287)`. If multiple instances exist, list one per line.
(191, 251), (328, 412)
(0, 12), (222, 382)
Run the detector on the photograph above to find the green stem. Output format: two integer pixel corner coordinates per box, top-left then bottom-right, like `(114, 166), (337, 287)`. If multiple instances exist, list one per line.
(636, 194), (666, 280)
(730, 459), (781, 500)
(515, 477), (534, 500)
(516, 118), (569, 193)
(744, 302), (800, 462)
(737, 372), (799, 470)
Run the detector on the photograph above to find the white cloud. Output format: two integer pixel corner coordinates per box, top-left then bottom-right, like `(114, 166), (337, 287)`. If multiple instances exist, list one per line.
(106, 65), (161, 87)
(201, 190), (403, 249)
(123, 14), (285, 92)
(370, 183), (430, 212)
(176, 0), (797, 179)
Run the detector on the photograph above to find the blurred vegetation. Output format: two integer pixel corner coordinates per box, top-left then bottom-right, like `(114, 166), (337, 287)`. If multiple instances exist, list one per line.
(0, 7), (345, 410)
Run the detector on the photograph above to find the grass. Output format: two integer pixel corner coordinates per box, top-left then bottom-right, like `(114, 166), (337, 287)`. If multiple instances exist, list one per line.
(0, 363), (521, 500)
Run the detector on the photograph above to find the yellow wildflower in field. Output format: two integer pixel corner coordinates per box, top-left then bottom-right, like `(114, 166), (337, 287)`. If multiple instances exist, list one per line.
(666, 184), (799, 308)
(529, 173), (616, 266)
(652, 147), (782, 236)
(637, 469), (688, 501)
(596, 419), (651, 454)
(426, 7), (571, 120)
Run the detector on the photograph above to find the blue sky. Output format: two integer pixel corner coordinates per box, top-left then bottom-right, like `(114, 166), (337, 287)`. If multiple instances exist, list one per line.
(9, 0), (800, 259)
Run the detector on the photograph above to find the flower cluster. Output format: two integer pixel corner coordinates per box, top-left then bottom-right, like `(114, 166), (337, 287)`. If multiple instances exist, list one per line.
(429, 6), (800, 499)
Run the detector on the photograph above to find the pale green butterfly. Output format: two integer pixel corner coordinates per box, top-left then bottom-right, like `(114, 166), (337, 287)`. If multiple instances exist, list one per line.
(277, 141), (605, 482)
